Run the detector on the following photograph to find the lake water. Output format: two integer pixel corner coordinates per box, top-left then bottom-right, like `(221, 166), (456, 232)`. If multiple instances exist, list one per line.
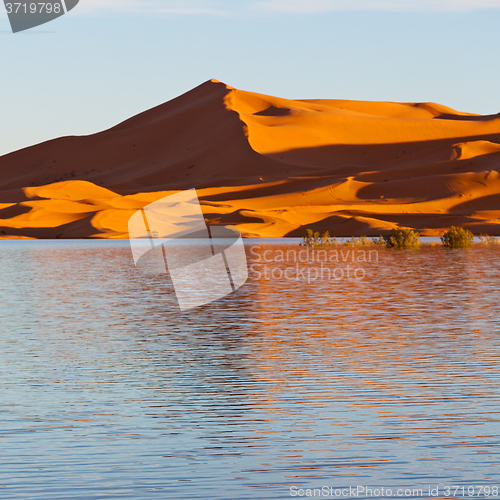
(0, 240), (499, 499)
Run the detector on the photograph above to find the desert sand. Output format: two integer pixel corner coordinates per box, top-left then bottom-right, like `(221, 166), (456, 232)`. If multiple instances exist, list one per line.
(1, 79), (500, 239)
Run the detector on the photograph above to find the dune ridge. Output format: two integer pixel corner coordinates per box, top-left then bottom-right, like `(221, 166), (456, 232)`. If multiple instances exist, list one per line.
(1, 79), (500, 239)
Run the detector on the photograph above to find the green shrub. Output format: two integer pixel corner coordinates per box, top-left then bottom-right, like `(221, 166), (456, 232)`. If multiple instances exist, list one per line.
(302, 230), (385, 248)
(441, 226), (473, 248)
(302, 229), (318, 247)
(302, 229), (337, 248)
(384, 228), (421, 249)
(321, 230), (334, 247)
(479, 234), (499, 245)
(342, 236), (383, 246)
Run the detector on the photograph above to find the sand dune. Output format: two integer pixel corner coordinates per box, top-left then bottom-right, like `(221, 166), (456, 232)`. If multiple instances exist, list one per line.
(1, 79), (500, 239)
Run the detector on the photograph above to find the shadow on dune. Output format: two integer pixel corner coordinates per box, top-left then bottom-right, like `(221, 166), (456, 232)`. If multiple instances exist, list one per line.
(254, 106), (291, 117)
(266, 134), (500, 170)
(434, 113), (500, 122)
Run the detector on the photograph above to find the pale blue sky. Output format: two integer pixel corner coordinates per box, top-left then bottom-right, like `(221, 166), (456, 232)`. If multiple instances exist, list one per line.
(1, 0), (500, 156)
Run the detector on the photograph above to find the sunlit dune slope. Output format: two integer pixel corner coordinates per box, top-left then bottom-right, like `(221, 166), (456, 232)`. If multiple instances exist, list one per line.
(1, 79), (500, 239)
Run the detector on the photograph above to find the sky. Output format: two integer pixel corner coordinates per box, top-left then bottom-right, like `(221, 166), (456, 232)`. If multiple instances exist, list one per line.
(1, 0), (500, 156)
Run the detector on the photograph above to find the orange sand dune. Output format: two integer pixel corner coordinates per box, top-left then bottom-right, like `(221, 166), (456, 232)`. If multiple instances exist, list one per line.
(1, 79), (500, 239)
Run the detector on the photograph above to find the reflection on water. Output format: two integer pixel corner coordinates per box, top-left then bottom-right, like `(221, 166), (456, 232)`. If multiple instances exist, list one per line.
(0, 240), (499, 499)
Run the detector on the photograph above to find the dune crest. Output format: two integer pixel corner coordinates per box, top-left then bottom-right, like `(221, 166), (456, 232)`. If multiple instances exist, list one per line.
(1, 80), (500, 239)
